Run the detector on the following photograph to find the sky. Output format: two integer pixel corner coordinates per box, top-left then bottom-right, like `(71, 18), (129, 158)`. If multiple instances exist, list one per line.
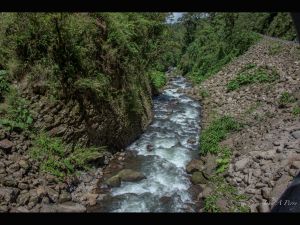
(166, 12), (184, 23)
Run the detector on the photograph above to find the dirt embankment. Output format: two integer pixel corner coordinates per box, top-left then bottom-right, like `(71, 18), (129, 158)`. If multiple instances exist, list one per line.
(184, 37), (300, 212)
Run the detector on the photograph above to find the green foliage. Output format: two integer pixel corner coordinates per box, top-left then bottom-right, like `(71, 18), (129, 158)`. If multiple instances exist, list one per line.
(0, 88), (33, 132)
(179, 13), (261, 84)
(30, 132), (106, 178)
(149, 70), (166, 90)
(204, 176), (250, 212)
(200, 116), (242, 155)
(227, 65), (279, 91)
(279, 91), (296, 105)
(216, 147), (231, 174)
(0, 70), (10, 101)
(0, 13), (169, 119)
(292, 106), (300, 116)
(204, 194), (220, 212)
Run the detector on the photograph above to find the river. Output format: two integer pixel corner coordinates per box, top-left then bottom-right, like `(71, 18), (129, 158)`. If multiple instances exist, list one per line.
(99, 76), (201, 212)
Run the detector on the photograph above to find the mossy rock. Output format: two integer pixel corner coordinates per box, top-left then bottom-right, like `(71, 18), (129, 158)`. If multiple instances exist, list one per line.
(104, 175), (121, 187)
(117, 169), (146, 182)
(191, 171), (208, 185)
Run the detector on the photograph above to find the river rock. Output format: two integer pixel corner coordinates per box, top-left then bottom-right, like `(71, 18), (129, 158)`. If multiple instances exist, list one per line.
(105, 175), (121, 187)
(202, 154), (217, 178)
(0, 205), (9, 212)
(11, 206), (30, 213)
(0, 139), (14, 152)
(86, 193), (98, 206)
(234, 158), (250, 171)
(291, 161), (300, 169)
(270, 174), (292, 200)
(59, 191), (71, 203)
(257, 203), (270, 212)
(291, 130), (300, 139)
(56, 202), (86, 212)
(191, 172), (207, 185)
(47, 188), (59, 203)
(117, 169), (146, 182)
(0, 187), (19, 203)
(186, 159), (204, 174)
(18, 160), (30, 170)
(146, 144), (154, 152)
(17, 192), (30, 206)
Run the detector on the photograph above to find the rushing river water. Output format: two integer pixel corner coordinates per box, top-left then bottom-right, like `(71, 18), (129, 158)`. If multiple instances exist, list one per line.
(103, 76), (201, 212)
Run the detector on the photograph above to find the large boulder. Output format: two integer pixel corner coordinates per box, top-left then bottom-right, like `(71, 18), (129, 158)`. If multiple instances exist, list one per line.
(117, 169), (146, 182)
(186, 159), (204, 174)
(104, 175), (121, 187)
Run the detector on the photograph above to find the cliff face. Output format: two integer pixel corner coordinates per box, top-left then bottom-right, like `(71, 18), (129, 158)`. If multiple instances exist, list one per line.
(20, 74), (153, 152)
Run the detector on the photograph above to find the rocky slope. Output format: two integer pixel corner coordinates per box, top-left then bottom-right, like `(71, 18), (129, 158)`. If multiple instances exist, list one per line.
(183, 36), (300, 212)
(0, 72), (154, 213)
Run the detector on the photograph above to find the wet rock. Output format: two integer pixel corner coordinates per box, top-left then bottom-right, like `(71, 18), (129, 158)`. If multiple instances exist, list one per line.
(187, 138), (196, 144)
(0, 187), (19, 203)
(159, 196), (172, 205)
(105, 175), (121, 187)
(234, 158), (250, 171)
(186, 159), (204, 174)
(191, 172), (208, 185)
(117, 169), (146, 182)
(0, 139), (14, 152)
(146, 144), (154, 152)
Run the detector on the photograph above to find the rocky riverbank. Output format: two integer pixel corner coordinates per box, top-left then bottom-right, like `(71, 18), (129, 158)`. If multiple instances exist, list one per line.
(183, 36), (300, 212)
(0, 75), (154, 213)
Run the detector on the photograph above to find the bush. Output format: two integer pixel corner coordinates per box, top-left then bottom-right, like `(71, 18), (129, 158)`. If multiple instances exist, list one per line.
(227, 65), (279, 91)
(292, 106), (300, 116)
(30, 132), (107, 178)
(149, 70), (166, 90)
(0, 88), (33, 132)
(0, 70), (9, 101)
(200, 116), (242, 155)
(179, 13), (261, 84)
